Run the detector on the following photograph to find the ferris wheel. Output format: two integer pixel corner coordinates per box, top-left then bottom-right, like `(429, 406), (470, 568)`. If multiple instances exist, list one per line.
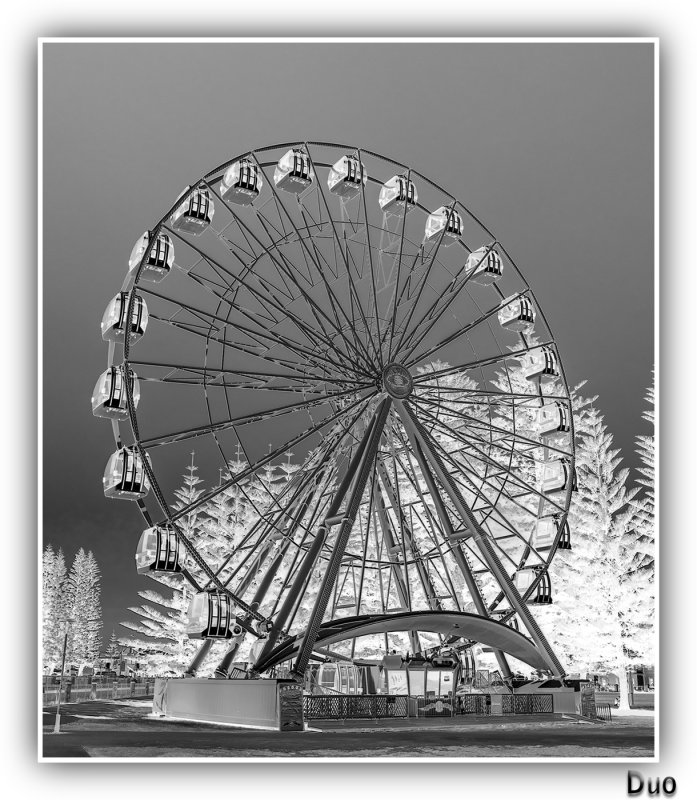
(93, 141), (576, 682)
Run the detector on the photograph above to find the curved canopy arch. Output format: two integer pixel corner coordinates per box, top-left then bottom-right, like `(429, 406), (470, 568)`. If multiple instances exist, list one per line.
(255, 610), (550, 673)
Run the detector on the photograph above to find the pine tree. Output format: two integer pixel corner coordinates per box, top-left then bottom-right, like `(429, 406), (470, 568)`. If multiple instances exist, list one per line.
(66, 549), (103, 670)
(42, 545), (68, 670)
(105, 629), (122, 668)
(119, 456), (230, 675)
(628, 380), (655, 581)
(538, 395), (652, 709)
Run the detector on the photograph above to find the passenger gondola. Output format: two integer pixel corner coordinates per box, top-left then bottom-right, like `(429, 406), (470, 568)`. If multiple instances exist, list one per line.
(424, 206), (463, 247)
(310, 661), (363, 694)
(101, 292), (148, 344)
(327, 154), (366, 199)
(91, 366), (140, 421)
(537, 401), (570, 435)
(464, 246), (504, 285)
(128, 231), (174, 282)
(103, 446), (149, 499)
(379, 175), (417, 216)
(135, 524), (186, 574)
(169, 186), (214, 235)
(539, 457), (576, 496)
(514, 566), (552, 603)
(498, 295), (536, 334)
(220, 159), (263, 206)
(185, 591), (242, 639)
(519, 346), (559, 382)
(274, 148), (314, 195)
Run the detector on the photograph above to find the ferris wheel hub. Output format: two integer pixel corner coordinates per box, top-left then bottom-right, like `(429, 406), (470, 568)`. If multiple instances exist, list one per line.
(382, 363), (413, 399)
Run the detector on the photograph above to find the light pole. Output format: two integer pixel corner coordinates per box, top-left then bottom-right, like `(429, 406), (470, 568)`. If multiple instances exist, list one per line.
(52, 617), (74, 734)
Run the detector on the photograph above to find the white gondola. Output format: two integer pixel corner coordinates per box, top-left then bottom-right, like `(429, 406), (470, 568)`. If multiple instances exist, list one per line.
(101, 292), (148, 344)
(169, 186), (214, 235)
(220, 159), (263, 206)
(514, 567), (552, 604)
(185, 591), (242, 639)
(519, 346), (559, 382)
(537, 402), (570, 435)
(327, 155), (367, 199)
(379, 175), (417, 216)
(539, 457), (575, 495)
(273, 148), (314, 195)
(534, 515), (572, 552)
(313, 662), (362, 694)
(103, 446), (149, 499)
(91, 366), (140, 421)
(533, 516), (557, 551)
(135, 525), (185, 574)
(464, 246), (504, 285)
(514, 568), (537, 594)
(128, 231), (174, 282)
(424, 206), (463, 247)
(498, 295), (536, 334)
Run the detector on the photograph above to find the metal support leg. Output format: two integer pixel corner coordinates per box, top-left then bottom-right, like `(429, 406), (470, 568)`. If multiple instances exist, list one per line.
(184, 638), (214, 677)
(407, 437), (513, 683)
(291, 398), (392, 679)
(394, 400), (565, 678)
(252, 407), (382, 673)
(372, 480), (421, 654)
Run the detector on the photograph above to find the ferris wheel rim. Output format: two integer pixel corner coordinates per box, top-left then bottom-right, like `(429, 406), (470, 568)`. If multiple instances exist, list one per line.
(106, 139), (576, 644)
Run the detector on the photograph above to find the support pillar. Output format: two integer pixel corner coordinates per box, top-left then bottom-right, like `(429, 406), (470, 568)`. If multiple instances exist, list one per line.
(395, 400), (565, 678)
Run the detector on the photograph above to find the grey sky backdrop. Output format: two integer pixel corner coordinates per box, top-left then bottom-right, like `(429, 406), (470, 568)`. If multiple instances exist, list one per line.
(42, 41), (654, 640)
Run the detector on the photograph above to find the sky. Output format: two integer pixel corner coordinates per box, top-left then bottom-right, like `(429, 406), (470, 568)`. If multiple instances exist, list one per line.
(42, 40), (654, 642)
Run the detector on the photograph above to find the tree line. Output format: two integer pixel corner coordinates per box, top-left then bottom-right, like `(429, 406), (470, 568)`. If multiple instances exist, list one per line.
(42, 547), (102, 673)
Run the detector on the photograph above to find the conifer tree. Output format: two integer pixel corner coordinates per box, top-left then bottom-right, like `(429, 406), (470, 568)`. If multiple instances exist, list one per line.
(66, 548), (103, 669)
(42, 545), (68, 669)
(537, 395), (652, 708)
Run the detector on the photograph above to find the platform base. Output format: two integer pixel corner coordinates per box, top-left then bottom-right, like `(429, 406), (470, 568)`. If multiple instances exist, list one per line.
(152, 677), (304, 731)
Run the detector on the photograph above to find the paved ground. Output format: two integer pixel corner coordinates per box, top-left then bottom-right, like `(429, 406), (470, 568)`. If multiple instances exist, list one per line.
(41, 697), (654, 759)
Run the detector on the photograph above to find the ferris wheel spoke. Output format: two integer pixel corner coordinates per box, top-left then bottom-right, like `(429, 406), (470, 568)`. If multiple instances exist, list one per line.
(414, 394), (573, 459)
(394, 242), (500, 363)
(410, 401), (565, 515)
(353, 149), (384, 369)
(221, 455), (338, 594)
(165, 392), (374, 525)
(388, 201), (457, 361)
(145, 310), (345, 380)
(388, 429), (466, 610)
(170, 206), (373, 378)
(303, 145), (384, 368)
(405, 289), (533, 368)
(418, 433), (528, 538)
(402, 407), (535, 526)
(378, 437), (440, 610)
(127, 359), (370, 393)
(410, 340), (556, 385)
(139, 385), (372, 450)
(247, 153), (378, 375)
(142, 229), (334, 370)
(139, 284), (356, 380)
(382, 169), (412, 362)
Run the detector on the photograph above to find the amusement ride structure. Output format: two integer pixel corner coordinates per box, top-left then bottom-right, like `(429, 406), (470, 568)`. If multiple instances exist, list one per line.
(93, 141), (576, 689)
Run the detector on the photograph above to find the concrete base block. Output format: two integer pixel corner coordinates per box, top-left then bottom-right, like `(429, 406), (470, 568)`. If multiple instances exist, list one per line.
(152, 677), (304, 731)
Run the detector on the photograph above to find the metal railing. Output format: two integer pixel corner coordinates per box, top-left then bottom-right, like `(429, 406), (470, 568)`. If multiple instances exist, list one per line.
(303, 694), (410, 719)
(458, 694), (490, 715)
(502, 694), (554, 714)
